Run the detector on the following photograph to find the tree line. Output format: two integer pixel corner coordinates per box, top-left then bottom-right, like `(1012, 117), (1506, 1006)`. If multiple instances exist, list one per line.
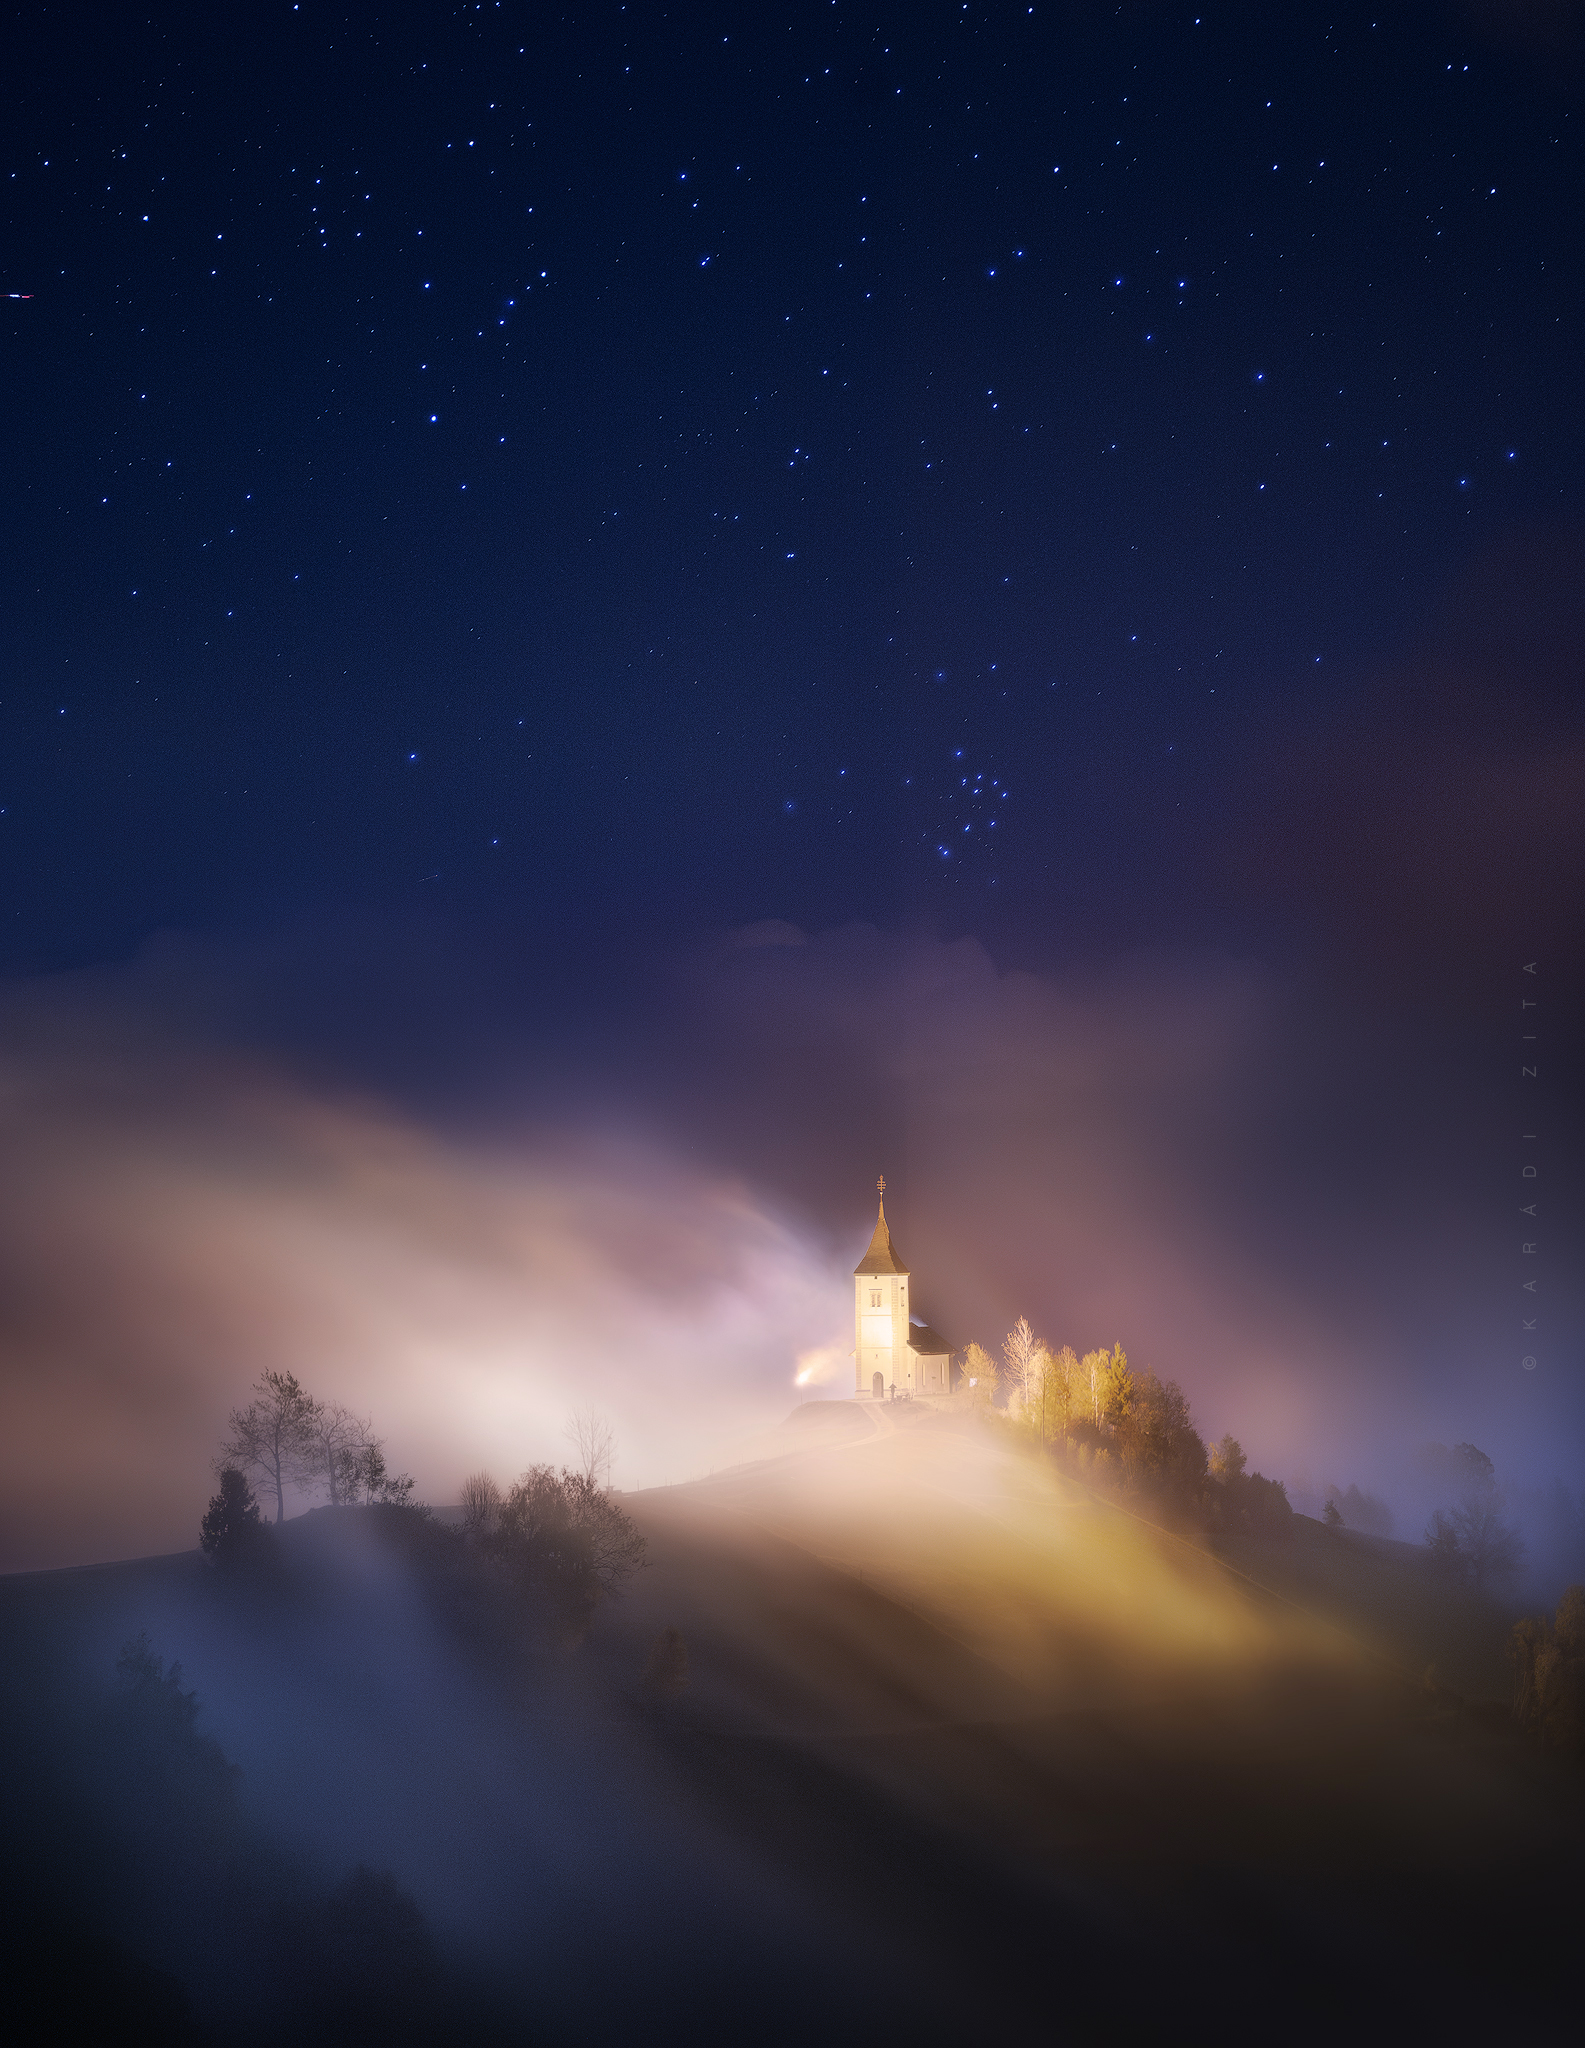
(200, 1380), (650, 1643)
(1510, 1584), (1585, 1758)
(218, 1368), (417, 1524)
(954, 1318), (1523, 1575)
(955, 1317), (1291, 1536)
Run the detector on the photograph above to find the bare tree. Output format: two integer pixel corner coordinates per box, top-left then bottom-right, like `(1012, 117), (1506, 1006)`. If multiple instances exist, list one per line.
(345, 1439), (417, 1507)
(565, 1409), (617, 1490)
(1425, 1498), (1526, 1590)
(1079, 1348), (1109, 1428)
(1003, 1318), (1041, 1412)
(220, 1369), (319, 1523)
(460, 1470), (502, 1532)
(303, 1400), (375, 1506)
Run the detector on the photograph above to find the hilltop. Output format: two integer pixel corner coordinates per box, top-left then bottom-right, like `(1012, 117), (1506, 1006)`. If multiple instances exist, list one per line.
(1, 1399), (1577, 2044)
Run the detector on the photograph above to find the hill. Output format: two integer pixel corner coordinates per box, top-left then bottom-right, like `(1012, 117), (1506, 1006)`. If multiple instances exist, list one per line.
(1, 1401), (1577, 2043)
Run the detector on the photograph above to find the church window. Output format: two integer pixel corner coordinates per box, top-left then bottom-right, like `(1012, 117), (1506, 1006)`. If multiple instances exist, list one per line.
(869, 1288), (882, 1308)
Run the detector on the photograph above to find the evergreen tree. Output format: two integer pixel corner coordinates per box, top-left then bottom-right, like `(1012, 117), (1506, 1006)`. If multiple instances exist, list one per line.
(200, 1467), (269, 1569)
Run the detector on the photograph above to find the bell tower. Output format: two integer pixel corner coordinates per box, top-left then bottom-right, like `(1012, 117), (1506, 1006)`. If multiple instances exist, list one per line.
(853, 1177), (910, 1398)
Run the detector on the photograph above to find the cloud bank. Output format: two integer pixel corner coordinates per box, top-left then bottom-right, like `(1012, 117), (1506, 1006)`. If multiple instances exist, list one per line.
(0, 990), (847, 1570)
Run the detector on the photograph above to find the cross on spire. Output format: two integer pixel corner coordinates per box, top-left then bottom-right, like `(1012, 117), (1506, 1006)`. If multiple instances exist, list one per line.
(876, 1175), (886, 1196)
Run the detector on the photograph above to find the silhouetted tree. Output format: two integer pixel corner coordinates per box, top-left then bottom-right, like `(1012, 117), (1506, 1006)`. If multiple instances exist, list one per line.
(1322, 1497), (1344, 1530)
(1242, 1473), (1295, 1536)
(200, 1467), (270, 1570)
(459, 1471), (502, 1532)
(1209, 1434), (1247, 1484)
(1454, 1442), (1497, 1494)
(481, 1465), (648, 1635)
(221, 1369), (319, 1523)
(1424, 1506), (1461, 1573)
(1425, 1489), (1524, 1592)
(565, 1409), (617, 1490)
(1452, 1497), (1525, 1592)
(1511, 1586), (1585, 1755)
(341, 1441), (417, 1507)
(111, 1634), (240, 1819)
(303, 1400), (376, 1506)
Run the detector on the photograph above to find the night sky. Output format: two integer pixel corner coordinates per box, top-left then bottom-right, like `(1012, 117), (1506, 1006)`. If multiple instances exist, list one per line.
(2, 2), (1582, 1562)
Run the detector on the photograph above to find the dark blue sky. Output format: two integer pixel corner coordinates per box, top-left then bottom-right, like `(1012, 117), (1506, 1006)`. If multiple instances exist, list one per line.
(4, 0), (1579, 970)
(0, 2), (1581, 1552)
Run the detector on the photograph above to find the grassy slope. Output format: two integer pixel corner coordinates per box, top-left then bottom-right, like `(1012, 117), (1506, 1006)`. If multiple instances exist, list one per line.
(1, 1405), (1577, 2041)
(579, 1405), (1580, 2032)
(1209, 1512), (1522, 1700)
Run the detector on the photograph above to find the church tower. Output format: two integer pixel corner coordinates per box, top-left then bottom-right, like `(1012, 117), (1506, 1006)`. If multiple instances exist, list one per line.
(853, 1179), (952, 1398)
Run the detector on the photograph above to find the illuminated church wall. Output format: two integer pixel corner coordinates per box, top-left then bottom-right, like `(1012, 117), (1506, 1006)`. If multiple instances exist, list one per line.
(852, 1181), (952, 1399)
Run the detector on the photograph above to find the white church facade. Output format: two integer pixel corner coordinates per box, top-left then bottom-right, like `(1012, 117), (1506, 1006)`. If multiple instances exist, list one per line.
(853, 1180), (954, 1399)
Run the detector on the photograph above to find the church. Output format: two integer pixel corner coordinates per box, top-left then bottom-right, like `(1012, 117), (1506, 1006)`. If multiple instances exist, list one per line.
(852, 1180), (954, 1399)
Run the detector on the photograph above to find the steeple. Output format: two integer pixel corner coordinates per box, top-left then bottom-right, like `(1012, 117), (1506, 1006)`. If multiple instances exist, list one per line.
(854, 1177), (910, 1276)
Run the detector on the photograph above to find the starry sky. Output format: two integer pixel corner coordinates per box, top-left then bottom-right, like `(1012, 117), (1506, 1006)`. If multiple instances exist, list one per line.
(3, 0), (1578, 963)
(1, 3), (1582, 1554)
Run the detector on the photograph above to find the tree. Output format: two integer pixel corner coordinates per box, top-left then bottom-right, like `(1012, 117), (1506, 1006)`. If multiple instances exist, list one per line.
(1453, 1442), (1496, 1495)
(1209, 1434), (1247, 1484)
(1244, 1473), (1294, 1536)
(1452, 1497), (1525, 1592)
(1558, 1583), (1585, 1653)
(1322, 1497), (1344, 1530)
(1425, 1498), (1525, 1591)
(1079, 1348), (1110, 1427)
(1425, 1506), (1462, 1573)
(565, 1410), (617, 1490)
(1111, 1368), (1204, 1495)
(346, 1440), (417, 1507)
(1097, 1343), (1133, 1428)
(220, 1369), (319, 1523)
(1038, 1345), (1078, 1443)
(1003, 1318), (1042, 1412)
(303, 1400), (375, 1506)
(460, 1470), (502, 1532)
(1511, 1590), (1585, 1755)
(961, 1340), (998, 1406)
(200, 1467), (269, 1569)
(483, 1464), (648, 1634)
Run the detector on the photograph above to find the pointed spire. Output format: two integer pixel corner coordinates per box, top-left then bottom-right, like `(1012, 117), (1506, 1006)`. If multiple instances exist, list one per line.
(855, 1179), (910, 1275)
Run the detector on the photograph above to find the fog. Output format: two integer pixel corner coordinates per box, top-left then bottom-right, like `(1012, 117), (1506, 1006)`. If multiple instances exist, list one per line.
(2, 895), (1579, 1576)
(5, 1406), (1578, 2041)
(0, 991), (854, 1570)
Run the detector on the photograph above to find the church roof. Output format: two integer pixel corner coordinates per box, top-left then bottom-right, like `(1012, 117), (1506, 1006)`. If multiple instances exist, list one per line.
(906, 1321), (952, 1357)
(853, 1200), (910, 1276)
